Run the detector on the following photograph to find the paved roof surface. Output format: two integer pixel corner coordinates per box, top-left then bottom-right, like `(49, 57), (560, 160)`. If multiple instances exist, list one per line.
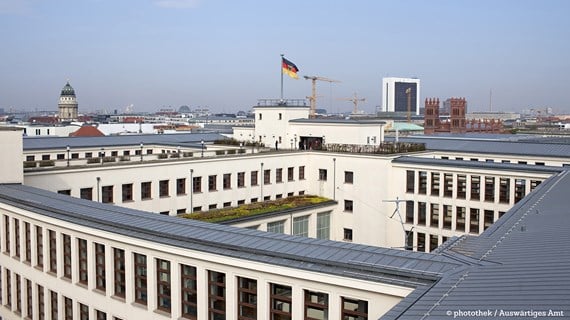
(0, 184), (462, 288)
(23, 132), (226, 150)
(382, 170), (570, 319)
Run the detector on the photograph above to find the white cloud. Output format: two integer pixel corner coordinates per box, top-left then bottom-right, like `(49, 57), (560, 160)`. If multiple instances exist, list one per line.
(154, 0), (200, 9)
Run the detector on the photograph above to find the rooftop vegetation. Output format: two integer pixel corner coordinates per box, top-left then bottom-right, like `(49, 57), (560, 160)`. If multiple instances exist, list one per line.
(179, 195), (331, 223)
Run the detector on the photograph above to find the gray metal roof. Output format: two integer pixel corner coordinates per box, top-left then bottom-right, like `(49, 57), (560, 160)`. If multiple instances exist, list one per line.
(382, 170), (570, 319)
(22, 133), (226, 151)
(0, 184), (461, 288)
(388, 136), (570, 159)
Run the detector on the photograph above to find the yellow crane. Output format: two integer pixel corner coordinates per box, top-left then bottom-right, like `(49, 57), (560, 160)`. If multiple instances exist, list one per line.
(303, 75), (341, 118)
(338, 93), (366, 114)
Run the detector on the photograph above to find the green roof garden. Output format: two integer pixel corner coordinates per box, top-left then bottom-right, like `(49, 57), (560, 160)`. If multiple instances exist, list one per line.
(179, 195), (333, 223)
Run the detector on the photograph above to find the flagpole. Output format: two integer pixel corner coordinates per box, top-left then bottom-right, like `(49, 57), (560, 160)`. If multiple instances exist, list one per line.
(280, 53), (284, 102)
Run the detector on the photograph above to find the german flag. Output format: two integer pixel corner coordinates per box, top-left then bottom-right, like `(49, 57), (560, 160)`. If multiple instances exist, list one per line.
(282, 57), (299, 79)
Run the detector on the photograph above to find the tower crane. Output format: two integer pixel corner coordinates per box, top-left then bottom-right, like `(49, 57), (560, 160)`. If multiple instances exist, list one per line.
(338, 93), (366, 114)
(303, 75), (341, 118)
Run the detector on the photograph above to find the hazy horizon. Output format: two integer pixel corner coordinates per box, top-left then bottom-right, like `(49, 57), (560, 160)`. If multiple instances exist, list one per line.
(1, 0), (569, 114)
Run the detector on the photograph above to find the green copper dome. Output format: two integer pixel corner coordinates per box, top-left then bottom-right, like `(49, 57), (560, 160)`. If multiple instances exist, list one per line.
(60, 82), (75, 96)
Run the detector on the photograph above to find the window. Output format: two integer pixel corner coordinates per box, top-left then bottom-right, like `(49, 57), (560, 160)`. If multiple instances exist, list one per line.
(24, 221), (31, 262)
(223, 202), (231, 208)
(80, 188), (93, 200)
(78, 239), (88, 285)
(71, 153), (79, 159)
(49, 230), (57, 273)
(258, 113), (262, 120)
(50, 290), (58, 320)
(223, 173), (231, 189)
(96, 310), (107, 320)
(469, 208), (480, 234)
(530, 180), (541, 192)
(406, 170), (415, 193)
(457, 175), (466, 199)
(318, 169), (327, 181)
(208, 271), (226, 319)
(418, 202), (427, 225)
(238, 277), (257, 319)
(192, 177), (202, 193)
(345, 171), (354, 184)
(237, 172), (245, 188)
(499, 178), (510, 204)
(299, 166), (305, 180)
(342, 297), (368, 320)
(484, 177), (495, 202)
(63, 234), (72, 279)
(343, 228), (353, 241)
(26, 278), (32, 318)
(102, 185), (113, 203)
(456, 207), (466, 232)
(134, 253), (147, 305)
(430, 204), (439, 228)
(514, 178), (526, 203)
(113, 248), (125, 298)
(270, 284), (292, 319)
(57, 153), (65, 160)
(429, 234), (439, 252)
(64, 296), (73, 320)
(431, 172), (440, 196)
(293, 215), (309, 237)
(278, 113), (282, 120)
(5, 270), (11, 308)
(208, 175), (217, 191)
(95, 243), (106, 291)
(38, 284), (45, 320)
(80, 303), (89, 320)
(141, 182), (152, 199)
(288, 167), (294, 181)
(417, 232), (426, 251)
(305, 290), (328, 320)
(181, 264), (197, 319)
(405, 201), (414, 224)
(156, 259), (171, 313)
(14, 218), (20, 258)
(443, 205), (452, 229)
(276, 168), (283, 183)
(122, 151), (129, 156)
(484, 210), (494, 230)
(267, 220), (285, 233)
(263, 169), (271, 185)
(443, 173), (453, 197)
(122, 183), (133, 202)
(42, 154), (50, 160)
(26, 155), (35, 161)
(159, 180), (169, 197)
(177, 178), (186, 195)
(344, 199), (353, 212)
(418, 171), (427, 194)
(36, 226), (44, 268)
(85, 152), (93, 158)
(470, 176), (480, 200)
(250, 171), (258, 186)
(58, 189), (71, 195)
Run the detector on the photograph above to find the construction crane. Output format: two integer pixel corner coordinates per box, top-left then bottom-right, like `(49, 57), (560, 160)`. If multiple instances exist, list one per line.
(303, 75), (341, 118)
(338, 93), (366, 114)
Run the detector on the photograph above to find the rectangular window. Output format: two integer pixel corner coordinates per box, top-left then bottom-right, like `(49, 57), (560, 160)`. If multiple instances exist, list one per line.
(238, 277), (257, 320)
(181, 264), (197, 319)
(485, 177), (495, 202)
(456, 207), (466, 232)
(80, 302), (89, 320)
(96, 310), (107, 320)
(14, 218), (20, 258)
(530, 180), (541, 192)
(263, 169), (271, 185)
(484, 210), (494, 230)
(270, 283), (292, 319)
(288, 167), (294, 181)
(431, 172), (440, 196)
(85, 152), (93, 158)
(318, 169), (327, 181)
(237, 172), (245, 188)
(122, 183), (133, 202)
(50, 290), (58, 320)
(80, 187), (93, 200)
(141, 182), (152, 200)
(63, 234), (72, 279)
(267, 220), (285, 233)
(208, 175), (217, 191)
(469, 208), (480, 234)
(443, 173), (453, 197)
(223, 173), (231, 189)
(293, 215), (309, 237)
(316, 212), (331, 240)
(345, 171), (354, 184)
(443, 205), (452, 229)
(64, 296), (73, 320)
(24, 222), (31, 263)
(514, 178), (526, 203)
(405, 201), (414, 224)
(78, 239), (88, 285)
(38, 284), (45, 320)
(344, 199), (354, 213)
(177, 178), (186, 195)
(102, 185), (113, 203)
(134, 253), (147, 305)
(15, 273), (21, 313)
(470, 175), (480, 200)
(406, 170), (415, 193)
(6, 269), (12, 308)
(418, 202), (427, 225)
(49, 230), (57, 273)
(192, 177), (202, 193)
(208, 271), (226, 319)
(343, 228), (353, 241)
(58, 189), (71, 196)
(26, 278), (32, 318)
(299, 166), (305, 180)
(499, 178), (510, 204)
(156, 259), (171, 313)
(3, 216), (9, 255)
(276, 168), (283, 183)
(417, 232), (426, 252)
(36, 226), (44, 268)
(113, 248), (125, 298)
(457, 175), (467, 199)
(342, 297), (368, 319)
(95, 243), (106, 291)
(159, 180), (169, 197)
(429, 234), (439, 252)
(250, 171), (258, 186)
(305, 290), (328, 320)
(430, 204), (439, 228)
(418, 171), (427, 194)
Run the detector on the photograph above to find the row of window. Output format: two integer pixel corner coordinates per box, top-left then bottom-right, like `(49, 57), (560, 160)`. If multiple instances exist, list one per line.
(262, 211), (331, 240)
(318, 169), (354, 184)
(25, 148), (160, 162)
(439, 155), (559, 167)
(406, 170), (541, 204)
(1, 217), (368, 320)
(406, 231), (451, 253)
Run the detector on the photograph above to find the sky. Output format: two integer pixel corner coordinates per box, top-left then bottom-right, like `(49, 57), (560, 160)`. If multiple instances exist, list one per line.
(1, 0), (569, 114)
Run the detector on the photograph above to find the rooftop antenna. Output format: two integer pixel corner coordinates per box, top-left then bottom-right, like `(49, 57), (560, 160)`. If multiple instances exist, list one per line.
(383, 197), (412, 250)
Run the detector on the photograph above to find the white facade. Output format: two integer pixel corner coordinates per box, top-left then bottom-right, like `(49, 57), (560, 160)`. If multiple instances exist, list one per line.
(381, 77), (421, 115)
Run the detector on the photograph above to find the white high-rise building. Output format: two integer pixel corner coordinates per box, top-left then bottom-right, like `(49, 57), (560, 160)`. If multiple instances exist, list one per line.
(381, 77), (420, 115)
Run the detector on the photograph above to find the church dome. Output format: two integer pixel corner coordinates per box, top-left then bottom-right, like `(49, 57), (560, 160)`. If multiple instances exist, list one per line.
(60, 82), (76, 96)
